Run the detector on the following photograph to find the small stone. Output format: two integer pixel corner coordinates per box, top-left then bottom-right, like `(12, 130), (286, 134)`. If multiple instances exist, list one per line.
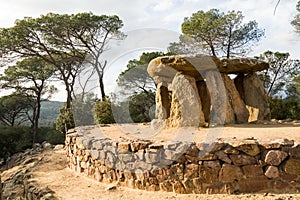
(215, 151), (231, 164)
(54, 144), (64, 150)
(92, 140), (104, 150)
(145, 152), (159, 163)
(118, 153), (134, 163)
(290, 145), (300, 158)
(105, 152), (116, 168)
(264, 150), (288, 166)
(42, 142), (53, 150)
(224, 147), (239, 154)
(264, 166), (279, 178)
(118, 142), (131, 153)
(160, 181), (173, 192)
(284, 158), (300, 174)
(164, 149), (179, 161)
(236, 141), (260, 156)
(199, 167), (219, 184)
(229, 154), (257, 166)
(198, 153), (217, 161)
(202, 160), (221, 170)
(91, 150), (99, 160)
(105, 185), (117, 191)
(219, 164), (243, 182)
(184, 163), (199, 179)
(173, 181), (186, 194)
(242, 165), (264, 177)
(130, 141), (150, 151)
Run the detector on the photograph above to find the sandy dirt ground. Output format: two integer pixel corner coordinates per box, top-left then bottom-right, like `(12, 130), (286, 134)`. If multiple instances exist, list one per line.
(89, 123), (300, 143)
(27, 124), (300, 200)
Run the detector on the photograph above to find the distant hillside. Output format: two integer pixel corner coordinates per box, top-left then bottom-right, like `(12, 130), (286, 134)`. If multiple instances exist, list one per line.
(39, 101), (63, 127)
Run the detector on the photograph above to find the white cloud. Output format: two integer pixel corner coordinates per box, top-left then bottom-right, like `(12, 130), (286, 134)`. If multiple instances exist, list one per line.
(152, 0), (174, 12)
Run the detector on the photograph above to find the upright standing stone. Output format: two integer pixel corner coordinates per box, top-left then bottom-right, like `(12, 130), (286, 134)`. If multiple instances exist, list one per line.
(168, 73), (205, 127)
(197, 80), (211, 123)
(243, 73), (270, 121)
(204, 70), (227, 125)
(155, 82), (171, 119)
(222, 74), (249, 123)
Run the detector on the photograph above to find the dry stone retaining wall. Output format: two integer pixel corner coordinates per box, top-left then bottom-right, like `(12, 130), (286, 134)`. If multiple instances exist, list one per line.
(66, 127), (300, 194)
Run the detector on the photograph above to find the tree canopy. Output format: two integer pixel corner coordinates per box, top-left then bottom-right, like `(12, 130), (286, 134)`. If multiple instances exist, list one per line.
(291, 1), (300, 32)
(258, 51), (300, 97)
(169, 9), (265, 58)
(0, 57), (56, 143)
(117, 51), (169, 95)
(0, 12), (124, 109)
(0, 94), (34, 126)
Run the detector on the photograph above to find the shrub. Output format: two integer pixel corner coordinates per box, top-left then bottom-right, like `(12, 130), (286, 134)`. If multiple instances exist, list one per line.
(93, 98), (115, 124)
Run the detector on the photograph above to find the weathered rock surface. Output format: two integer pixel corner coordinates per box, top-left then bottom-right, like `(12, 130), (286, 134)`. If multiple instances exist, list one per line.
(222, 74), (249, 124)
(264, 150), (288, 166)
(155, 82), (171, 119)
(167, 73), (205, 127)
(0, 145), (58, 200)
(204, 70), (227, 125)
(148, 54), (270, 127)
(242, 73), (270, 121)
(148, 55), (269, 84)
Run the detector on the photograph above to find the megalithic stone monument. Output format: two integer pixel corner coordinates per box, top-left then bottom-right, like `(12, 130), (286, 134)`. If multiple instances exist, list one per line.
(147, 54), (270, 128)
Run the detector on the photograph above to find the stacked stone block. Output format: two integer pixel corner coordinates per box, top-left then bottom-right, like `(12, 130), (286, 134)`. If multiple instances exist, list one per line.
(66, 128), (300, 194)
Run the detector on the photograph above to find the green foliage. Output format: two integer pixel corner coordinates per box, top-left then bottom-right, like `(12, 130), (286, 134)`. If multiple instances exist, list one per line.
(291, 1), (300, 32)
(258, 51), (300, 96)
(170, 9), (264, 58)
(0, 126), (64, 161)
(270, 97), (300, 120)
(0, 126), (30, 160)
(1, 56), (57, 144)
(38, 127), (65, 145)
(129, 91), (155, 123)
(117, 51), (170, 95)
(94, 98), (115, 124)
(56, 104), (75, 134)
(0, 94), (34, 126)
(0, 12), (124, 107)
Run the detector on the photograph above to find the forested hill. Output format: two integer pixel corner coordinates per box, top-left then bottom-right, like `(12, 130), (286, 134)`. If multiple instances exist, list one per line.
(39, 101), (63, 127)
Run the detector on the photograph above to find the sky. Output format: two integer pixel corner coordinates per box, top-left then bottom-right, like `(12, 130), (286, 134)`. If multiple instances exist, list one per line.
(0, 0), (299, 101)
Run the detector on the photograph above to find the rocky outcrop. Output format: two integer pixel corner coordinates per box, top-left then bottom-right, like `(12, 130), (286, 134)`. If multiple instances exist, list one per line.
(148, 54), (270, 127)
(66, 128), (300, 194)
(0, 144), (60, 200)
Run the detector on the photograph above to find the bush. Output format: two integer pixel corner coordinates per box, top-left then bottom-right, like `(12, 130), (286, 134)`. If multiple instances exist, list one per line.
(93, 98), (115, 124)
(270, 96), (300, 120)
(0, 126), (65, 162)
(38, 127), (65, 145)
(56, 104), (75, 134)
(0, 126), (31, 160)
(129, 91), (155, 123)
